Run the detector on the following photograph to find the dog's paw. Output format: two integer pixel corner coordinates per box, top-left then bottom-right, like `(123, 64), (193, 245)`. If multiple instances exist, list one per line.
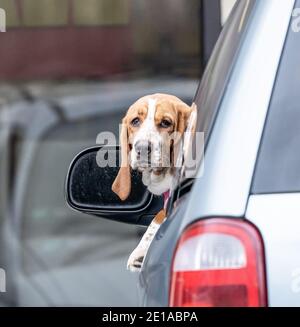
(127, 247), (146, 272)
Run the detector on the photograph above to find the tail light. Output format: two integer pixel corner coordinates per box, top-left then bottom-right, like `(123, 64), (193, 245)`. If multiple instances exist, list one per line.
(169, 218), (267, 307)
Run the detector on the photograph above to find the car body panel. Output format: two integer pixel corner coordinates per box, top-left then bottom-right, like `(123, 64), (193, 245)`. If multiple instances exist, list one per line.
(246, 194), (300, 307)
(139, 195), (190, 306)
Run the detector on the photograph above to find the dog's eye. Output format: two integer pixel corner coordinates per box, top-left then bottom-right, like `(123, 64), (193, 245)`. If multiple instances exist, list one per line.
(131, 118), (140, 127)
(160, 119), (172, 128)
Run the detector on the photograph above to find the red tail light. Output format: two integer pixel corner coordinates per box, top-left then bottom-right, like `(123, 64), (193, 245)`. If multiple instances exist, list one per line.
(169, 219), (267, 307)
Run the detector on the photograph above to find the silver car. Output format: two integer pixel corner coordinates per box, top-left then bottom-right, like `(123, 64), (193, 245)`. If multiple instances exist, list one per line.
(67, 0), (300, 307)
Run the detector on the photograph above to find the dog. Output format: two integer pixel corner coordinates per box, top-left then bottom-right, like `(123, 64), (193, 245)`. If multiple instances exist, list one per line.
(112, 93), (196, 272)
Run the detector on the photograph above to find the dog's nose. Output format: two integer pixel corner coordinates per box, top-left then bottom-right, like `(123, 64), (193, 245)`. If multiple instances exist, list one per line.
(135, 140), (152, 157)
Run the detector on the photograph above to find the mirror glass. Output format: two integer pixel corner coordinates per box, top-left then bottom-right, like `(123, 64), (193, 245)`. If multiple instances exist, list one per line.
(67, 146), (151, 210)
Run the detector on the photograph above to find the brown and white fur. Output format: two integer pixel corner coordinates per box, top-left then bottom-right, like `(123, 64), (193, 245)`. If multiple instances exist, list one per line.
(112, 94), (195, 272)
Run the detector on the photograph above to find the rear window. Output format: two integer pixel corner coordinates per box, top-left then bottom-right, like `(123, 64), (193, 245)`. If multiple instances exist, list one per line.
(252, 0), (300, 194)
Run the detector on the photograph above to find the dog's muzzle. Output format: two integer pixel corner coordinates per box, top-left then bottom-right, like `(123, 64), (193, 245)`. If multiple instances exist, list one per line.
(132, 139), (169, 172)
(135, 140), (152, 161)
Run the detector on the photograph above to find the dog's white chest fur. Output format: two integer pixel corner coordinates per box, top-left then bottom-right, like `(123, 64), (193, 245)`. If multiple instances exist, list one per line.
(142, 169), (173, 195)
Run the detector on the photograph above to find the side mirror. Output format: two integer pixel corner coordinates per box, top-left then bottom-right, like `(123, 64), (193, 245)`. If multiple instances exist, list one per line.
(65, 146), (164, 226)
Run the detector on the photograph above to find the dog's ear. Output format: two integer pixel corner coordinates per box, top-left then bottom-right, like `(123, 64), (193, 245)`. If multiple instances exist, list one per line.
(112, 117), (131, 201)
(183, 102), (197, 158)
(171, 101), (196, 169)
(185, 102), (197, 134)
(176, 101), (194, 135)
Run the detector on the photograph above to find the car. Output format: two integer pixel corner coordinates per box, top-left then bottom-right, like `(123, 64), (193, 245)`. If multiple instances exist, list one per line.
(66, 0), (300, 307)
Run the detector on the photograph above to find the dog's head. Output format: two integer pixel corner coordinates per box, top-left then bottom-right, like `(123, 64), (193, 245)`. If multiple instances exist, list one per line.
(112, 93), (195, 201)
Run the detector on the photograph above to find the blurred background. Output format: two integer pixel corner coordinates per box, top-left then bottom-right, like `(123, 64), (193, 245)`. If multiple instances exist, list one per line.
(0, 0), (236, 306)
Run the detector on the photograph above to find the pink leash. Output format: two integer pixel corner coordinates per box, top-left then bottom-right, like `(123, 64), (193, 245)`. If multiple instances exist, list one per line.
(163, 191), (170, 209)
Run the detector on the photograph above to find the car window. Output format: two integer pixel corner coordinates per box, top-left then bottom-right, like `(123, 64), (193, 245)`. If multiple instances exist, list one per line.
(252, 0), (300, 194)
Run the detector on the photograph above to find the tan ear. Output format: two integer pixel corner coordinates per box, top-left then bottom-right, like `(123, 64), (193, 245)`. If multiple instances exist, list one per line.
(183, 102), (197, 160)
(172, 101), (195, 169)
(176, 101), (193, 135)
(186, 102), (197, 135)
(112, 118), (131, 201)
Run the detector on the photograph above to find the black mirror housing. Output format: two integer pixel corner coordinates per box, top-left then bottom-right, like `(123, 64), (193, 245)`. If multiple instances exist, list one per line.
(65, 146), (164, 226)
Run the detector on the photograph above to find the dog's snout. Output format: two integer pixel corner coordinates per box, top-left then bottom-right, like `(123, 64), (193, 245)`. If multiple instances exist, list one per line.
(135, 140), (152, 157)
